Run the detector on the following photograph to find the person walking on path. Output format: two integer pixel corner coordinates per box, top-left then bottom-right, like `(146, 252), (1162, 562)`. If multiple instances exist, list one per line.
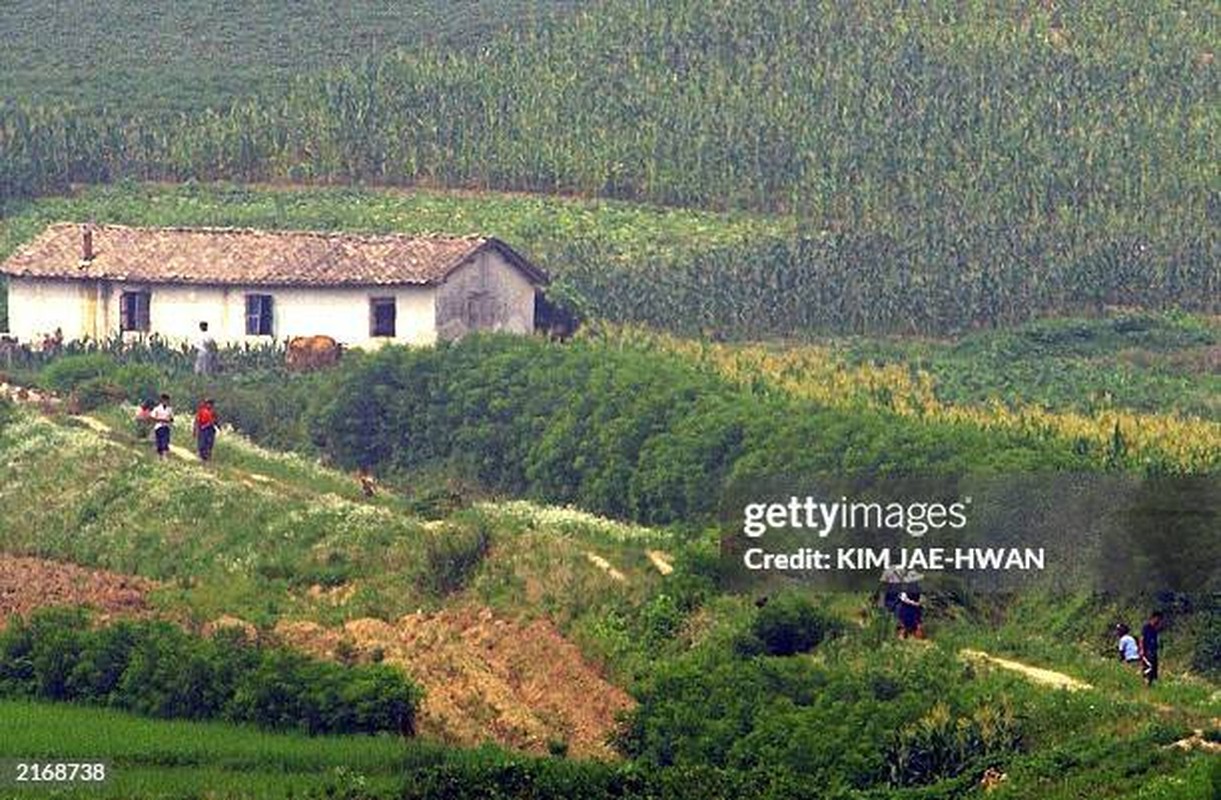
(1139, 611), (1164, 687)
(194, 398), (218, 462)
(151, 393), (174, 459)
(896, 571), (925, 639)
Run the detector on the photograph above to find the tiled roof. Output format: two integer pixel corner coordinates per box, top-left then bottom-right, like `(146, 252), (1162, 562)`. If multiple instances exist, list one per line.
(0, 223), (547, 287)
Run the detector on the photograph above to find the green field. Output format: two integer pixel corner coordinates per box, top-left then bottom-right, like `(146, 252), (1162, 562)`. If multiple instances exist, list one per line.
(0, 699), (410, 798)
(2, 1), (1216, 333)
(0, 1), (580, 114)
(836, 314), (1221, 422)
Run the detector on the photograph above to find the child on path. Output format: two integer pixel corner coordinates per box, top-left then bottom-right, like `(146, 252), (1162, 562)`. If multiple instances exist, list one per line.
(151, 393), (174, 458)
(194, 398), (218, 461)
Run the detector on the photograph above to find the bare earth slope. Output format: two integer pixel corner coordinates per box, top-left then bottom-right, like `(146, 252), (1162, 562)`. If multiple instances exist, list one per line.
(277, 607), (633, 759)
(0, 554), (152, 626)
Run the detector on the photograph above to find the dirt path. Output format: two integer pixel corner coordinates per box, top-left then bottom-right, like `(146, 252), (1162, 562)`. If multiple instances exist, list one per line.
(71, 413), (201, 462)
(645, 549), (674, 575)
(4, 394), (638, 756)
(585, 551), (627, 583)
(958, 649), (1093, 691)
(276, 607), (633, 759)
(0, 554), (153, 627)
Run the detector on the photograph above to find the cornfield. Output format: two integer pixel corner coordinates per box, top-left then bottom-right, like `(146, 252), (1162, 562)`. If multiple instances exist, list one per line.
(609, 326), (1221, 473)
(1, 0), (1216, 334)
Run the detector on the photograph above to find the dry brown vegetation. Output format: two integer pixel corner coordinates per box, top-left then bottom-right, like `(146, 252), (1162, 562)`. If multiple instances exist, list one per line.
(276, 606), (633, 759)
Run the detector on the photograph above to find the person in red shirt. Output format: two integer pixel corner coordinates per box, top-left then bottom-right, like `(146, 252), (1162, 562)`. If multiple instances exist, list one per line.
(193, 399), (218, 462)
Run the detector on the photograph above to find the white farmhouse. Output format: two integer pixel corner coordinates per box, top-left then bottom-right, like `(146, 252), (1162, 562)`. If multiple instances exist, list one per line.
(0, 223), (548, 347)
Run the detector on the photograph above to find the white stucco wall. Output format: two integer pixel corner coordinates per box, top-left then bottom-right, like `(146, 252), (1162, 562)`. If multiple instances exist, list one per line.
(6, 277), (438, 348)
(8, 278), (93, 343)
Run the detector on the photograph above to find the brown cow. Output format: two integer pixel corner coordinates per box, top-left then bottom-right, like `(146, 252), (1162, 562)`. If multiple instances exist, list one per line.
(285, 336), (342, 371)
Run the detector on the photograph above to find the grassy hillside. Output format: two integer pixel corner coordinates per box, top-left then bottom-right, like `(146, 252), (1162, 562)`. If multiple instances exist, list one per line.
(0, 0), (581, 114)
(0, 401), (1218, 798)
(2, 2), (1215, 332)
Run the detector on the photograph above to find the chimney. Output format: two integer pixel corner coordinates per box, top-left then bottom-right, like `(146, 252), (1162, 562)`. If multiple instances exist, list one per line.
(81, 225), (94, 262)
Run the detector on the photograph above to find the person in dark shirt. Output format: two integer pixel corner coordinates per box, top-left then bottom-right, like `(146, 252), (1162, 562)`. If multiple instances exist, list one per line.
(1139, 611), (1164, 687)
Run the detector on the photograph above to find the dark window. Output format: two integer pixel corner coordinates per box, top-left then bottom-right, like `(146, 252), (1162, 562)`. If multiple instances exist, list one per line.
(245, 294), (274, 336)
(370, 297), (396, 337)
(119, 291), (151, 332)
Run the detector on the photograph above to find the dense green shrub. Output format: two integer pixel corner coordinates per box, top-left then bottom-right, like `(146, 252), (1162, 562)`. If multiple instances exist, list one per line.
(308, 336), (1087, 526)
(885, 702), (1021, 787)
(749, 593), (841, 656)
(41, 354), (116, 393)
(112, 363), (163, 403)
(0, 609), (421, 735)
(413, 519), (493, 597)
(72, 376), (126, 411)
(1191, 612), (1221, 678)
(395, 753), (820, 800)
(616, 644), (1017, 788)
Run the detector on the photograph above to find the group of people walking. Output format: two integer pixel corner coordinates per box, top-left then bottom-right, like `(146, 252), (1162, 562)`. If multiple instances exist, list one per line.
(1116, 611), (1164, 687)
(136, 394), (219, 461)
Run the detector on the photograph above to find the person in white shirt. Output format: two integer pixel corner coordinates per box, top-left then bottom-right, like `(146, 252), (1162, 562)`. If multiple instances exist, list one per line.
(151, 393), (174, 458)
(194, 322), (218, 376)
(1115, 623), (1140, 665)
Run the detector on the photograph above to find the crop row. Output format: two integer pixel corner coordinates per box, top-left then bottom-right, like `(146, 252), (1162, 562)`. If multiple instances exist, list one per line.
(2, 1), (1216, 334)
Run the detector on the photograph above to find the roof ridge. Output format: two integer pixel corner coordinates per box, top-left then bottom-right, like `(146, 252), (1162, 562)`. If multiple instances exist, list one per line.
(49, 221), (489, 244)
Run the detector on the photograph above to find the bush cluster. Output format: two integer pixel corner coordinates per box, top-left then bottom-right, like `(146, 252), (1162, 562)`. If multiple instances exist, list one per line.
(412, 519), (492, 597)
(39, 353), (164, 411)
(0, 609), (420, 735)
(885, 702), (1021, 787)
(746, 593), (841, 657)
(396, 755), (822, 800)
(1192, 611), (1221, 678)
(615, 642), (1019, 789)
(309, 336), (1085, 526)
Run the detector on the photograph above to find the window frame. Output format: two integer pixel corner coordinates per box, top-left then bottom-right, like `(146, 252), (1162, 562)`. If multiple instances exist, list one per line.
(369, 297), (397, 338)
(119, 290), (151, 333)
(245, 293), (275, 336)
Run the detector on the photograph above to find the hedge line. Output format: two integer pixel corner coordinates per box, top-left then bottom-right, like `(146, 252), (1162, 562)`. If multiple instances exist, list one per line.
(0, 608), (420, 736)
(307, 336), (1087, 525)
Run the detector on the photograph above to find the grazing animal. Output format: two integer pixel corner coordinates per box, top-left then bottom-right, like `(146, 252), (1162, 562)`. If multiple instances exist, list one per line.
(285, 335), (342, 371)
